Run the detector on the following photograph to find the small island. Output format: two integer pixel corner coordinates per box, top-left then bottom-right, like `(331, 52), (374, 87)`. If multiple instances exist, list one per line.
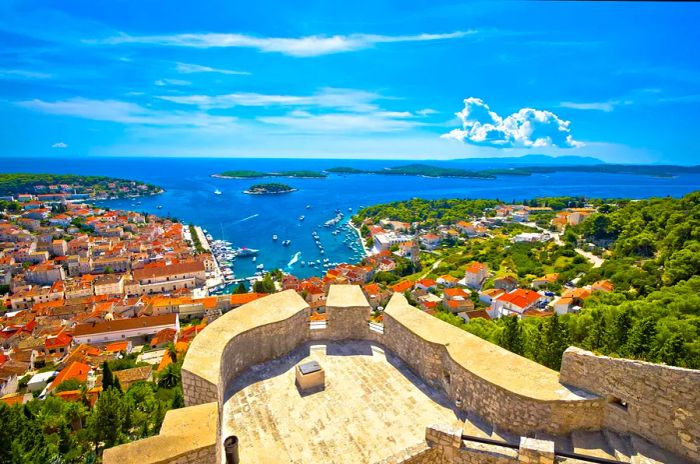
(243, 182), (297, 195)
(215, 170), (326, 179)
(326, 164), (496, 179)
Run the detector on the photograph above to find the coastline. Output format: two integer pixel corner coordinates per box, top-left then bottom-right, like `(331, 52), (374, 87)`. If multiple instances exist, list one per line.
(348, 219), (372, 257)
(213, 174), (324, 180)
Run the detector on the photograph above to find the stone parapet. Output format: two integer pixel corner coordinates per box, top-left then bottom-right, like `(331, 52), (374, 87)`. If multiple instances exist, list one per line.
(560, 346), (700, 463)
(382, 294), (604, 436)
(107, 287), (695, 463)
(322, 284), (373, 340)
(103, 402), (217, 464)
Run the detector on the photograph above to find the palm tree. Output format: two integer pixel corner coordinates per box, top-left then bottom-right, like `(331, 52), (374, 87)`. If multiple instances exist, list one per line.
(165, 342), (178, 363)
(158, 364), (180, 389)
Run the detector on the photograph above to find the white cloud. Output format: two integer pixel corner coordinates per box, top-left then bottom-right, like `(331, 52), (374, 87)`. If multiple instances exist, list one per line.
(154, 78), (191, 86)
(258, 109), (420, 133)
(442, 97), (583, 148)
(0, 68), (51, 79)
(17, 97), (237, 130)
(90, 31), (475, 57)
(416, 108), (439, 116)
(560, 101), (617, 112)
(51, 141), (68, 148)
(158, 87), (383, 112)
(175, 62), (250, 75)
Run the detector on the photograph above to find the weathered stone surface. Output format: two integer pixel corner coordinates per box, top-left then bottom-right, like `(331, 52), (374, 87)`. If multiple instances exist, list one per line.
(223, 341), (463, 463)
(103, 402), (217, 464)
(382, 293), (604, 436)
(560, 346), (700, 463)
(110, 286), (695, 464)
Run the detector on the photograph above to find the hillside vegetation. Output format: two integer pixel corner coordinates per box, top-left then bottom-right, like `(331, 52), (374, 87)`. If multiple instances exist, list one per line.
(0, 173), (160, 197)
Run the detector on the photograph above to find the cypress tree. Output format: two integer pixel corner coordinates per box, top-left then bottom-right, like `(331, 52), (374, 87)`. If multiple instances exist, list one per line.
(102, 362), (114, 390)
(498, 316), (524, 355)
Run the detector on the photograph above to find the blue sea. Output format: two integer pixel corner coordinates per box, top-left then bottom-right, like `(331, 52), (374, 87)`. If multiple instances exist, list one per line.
(3, 157), (699, 282)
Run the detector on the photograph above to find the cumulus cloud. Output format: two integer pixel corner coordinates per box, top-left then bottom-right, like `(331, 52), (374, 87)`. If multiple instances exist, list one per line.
(51, 141), (68, 148)
(442, 97), (583, 148)
(89, 31), (474, 57)
(175, 62), (250, 76)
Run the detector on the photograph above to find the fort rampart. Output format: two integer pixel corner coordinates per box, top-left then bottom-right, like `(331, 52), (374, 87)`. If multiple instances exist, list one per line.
(104, 285), (698, 463)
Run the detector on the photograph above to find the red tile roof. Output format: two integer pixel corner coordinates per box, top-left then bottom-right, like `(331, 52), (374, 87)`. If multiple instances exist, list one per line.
(229, 293), (268, 306)
(73, 314), (177, 337)
(496, 289), (541, 309)
(49, 361), (91, 390)
(391, 280), (414, 293)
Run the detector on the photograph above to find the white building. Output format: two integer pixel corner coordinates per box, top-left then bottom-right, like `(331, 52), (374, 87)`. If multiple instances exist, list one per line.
(72, 314), (179, 345)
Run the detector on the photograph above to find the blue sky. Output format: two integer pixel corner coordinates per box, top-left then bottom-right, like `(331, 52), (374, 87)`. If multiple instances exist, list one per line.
(1, 1), (699, 163)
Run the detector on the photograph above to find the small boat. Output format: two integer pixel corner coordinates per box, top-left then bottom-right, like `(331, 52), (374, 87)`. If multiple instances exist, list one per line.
(282, 240), (291, 246)
(272, 234), (278, 241)
(306, 205), (311, 209)
(298, 215), (305, 221)
(252, 256), (257, 262)
(256, 264), (264, 270)
(235, 247), (259, 256)
(156, 205), (163, 209)
(214, 189), (222, 195)
(348, 207), (352, 211)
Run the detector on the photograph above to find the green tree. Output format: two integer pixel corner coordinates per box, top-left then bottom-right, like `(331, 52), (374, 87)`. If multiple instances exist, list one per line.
(165, 342), (178, 363)
(606, 310), (632, 354)
(158, 363), (181, 389)
(655, 334), (687, 366)
(101, 362), (115, 390)
(54, 379), (86, 393)
(88, 387), (130, 453)
(537, 314), (569, 370)
(234, 283), (247, 294)
(498, 316), (524, 355)
(624, 317), (657, 358)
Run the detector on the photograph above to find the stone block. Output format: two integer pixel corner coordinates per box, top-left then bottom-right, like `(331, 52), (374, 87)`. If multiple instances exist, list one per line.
(518, 437), (554, 464)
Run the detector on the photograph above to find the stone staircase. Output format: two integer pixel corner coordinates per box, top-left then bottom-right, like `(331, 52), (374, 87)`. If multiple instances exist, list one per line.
(462, 413), (689, 464)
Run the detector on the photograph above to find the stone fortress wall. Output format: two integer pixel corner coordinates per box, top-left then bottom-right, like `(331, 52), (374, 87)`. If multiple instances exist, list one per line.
(560, 347), (700, 462)
(104, 285), (699, 464)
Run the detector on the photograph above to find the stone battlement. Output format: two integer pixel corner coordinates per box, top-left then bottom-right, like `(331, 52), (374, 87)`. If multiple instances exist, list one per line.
(104, 285), (699, 463)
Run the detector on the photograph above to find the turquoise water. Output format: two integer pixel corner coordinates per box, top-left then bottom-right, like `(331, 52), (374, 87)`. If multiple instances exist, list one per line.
(3, 157), (700, 280)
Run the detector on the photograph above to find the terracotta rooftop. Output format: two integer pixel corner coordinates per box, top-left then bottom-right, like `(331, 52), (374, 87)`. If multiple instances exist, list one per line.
(73, 314), (177, 337)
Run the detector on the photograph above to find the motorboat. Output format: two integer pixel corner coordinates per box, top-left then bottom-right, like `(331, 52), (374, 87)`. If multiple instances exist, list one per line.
(235, 247), (259, 256)
(299, 215), (305, 221)
(272, 234), (278, 241)
(214, 189), (222, 195)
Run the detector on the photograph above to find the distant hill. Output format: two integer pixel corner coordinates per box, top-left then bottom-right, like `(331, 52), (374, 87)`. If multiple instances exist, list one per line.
(449, 154), (605, 166)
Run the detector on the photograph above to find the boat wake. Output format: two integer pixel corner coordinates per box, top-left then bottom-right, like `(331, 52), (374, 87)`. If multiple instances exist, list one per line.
(236, 213), (259, 223)
(287, 251), (301, 267)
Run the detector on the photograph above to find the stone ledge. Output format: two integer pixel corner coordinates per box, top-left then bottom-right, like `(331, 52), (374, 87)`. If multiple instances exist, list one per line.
(384, 293), (596, 403)
(182, 289), (309, 385)
(103, 402), (218, 464)
(326, 284), (372, 308)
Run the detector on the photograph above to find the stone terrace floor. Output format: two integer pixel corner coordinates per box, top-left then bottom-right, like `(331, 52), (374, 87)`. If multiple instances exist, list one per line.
(222, 340), (465, 464)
